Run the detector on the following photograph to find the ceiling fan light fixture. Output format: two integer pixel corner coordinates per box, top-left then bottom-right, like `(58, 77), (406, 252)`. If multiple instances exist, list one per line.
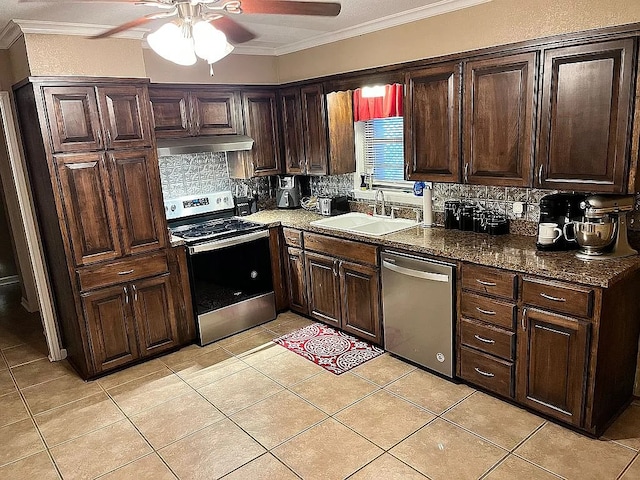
(193, 20), (231, 62)
(147, 22), (197, 66)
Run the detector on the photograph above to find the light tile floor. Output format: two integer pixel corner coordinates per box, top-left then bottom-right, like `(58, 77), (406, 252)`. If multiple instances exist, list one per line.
(1, 284), (640, 479)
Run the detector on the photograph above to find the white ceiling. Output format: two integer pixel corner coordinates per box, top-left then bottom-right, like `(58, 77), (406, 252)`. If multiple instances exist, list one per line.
(0, 0), (490, 55)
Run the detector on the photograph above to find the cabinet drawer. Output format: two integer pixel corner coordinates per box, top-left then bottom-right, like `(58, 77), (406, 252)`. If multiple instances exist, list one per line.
(77, 252), (169, 291)
(522, 277), (594, 318)
(460, 293), (516, 330)
(304, 232), (378, 266)
(462, 264), (516, 300)
(460, 318), (515, 361)
(282, 227), (303, 248)
(459, 346), (514, 398)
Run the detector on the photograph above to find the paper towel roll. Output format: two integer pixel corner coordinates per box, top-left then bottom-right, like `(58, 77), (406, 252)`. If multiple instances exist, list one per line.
(423, 186), (433, 227)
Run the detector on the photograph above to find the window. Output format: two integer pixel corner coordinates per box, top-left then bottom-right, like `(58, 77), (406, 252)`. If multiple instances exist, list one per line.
(357, 117), (409, 188)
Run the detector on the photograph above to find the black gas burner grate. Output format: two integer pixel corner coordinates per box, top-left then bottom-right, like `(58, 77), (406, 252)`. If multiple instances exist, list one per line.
(171, 217), (265, 244)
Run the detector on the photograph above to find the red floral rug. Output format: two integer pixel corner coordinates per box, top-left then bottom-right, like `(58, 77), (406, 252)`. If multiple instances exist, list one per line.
(274, 323), (384, 375)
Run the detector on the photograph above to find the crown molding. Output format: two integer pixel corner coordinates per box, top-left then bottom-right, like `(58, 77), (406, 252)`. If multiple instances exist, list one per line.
(10, 19), (148, 40)
(273, 0), (492, 56)
(0, 21), (23, 49)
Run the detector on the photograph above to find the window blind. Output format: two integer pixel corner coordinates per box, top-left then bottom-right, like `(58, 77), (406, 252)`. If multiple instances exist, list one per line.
(363, 117), (405, 183)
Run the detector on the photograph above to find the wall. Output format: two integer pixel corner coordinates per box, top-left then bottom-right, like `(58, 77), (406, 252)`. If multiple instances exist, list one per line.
(23, 34), (145, 78)
(277, 0), (640, 82)
(0, 179), (17, 280)
(0, 50), (11, 90)
(7, 36), (30, 85)
(144, 50), (279, 85)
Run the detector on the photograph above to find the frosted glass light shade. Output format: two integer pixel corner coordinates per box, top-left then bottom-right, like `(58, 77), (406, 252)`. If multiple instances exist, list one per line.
(193, 21), (234, 63)
(147, 23), (197, 66)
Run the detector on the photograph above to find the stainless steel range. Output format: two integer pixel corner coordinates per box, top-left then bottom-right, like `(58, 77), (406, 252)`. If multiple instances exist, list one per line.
(165, 191), (276, 346)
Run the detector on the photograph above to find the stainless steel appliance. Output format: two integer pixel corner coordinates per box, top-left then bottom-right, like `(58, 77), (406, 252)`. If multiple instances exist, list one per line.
(276, 175), (301, 209)
(165, 191), (276, 346)
(233, 184), (258, 216)
(317, 196), (350, 216)
(381, 250), (455, 378)
(571, 194), (637, 260)
(536, 193), (586, 251)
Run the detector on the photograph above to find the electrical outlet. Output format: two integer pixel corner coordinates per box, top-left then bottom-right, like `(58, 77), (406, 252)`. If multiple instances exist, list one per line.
(512, 201), (525, 218)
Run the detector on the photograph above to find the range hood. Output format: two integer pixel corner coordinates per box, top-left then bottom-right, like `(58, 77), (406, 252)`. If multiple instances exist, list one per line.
(156, 135), (254, 156)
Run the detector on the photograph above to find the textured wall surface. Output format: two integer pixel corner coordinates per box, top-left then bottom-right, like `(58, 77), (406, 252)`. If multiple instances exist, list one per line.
(276, 0), (640, 82)
(24, 34), (146, 78)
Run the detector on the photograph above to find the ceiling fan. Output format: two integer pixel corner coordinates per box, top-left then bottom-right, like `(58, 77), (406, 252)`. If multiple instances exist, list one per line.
(20, 0), (342, 66)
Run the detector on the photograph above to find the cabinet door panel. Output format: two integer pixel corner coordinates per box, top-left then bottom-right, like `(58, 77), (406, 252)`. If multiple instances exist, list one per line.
(286, 247), (307, 315)
(517, 308), (590, 426)
(108, 150), (167, 256)
(242, 90), (281, 176)
(305, 251), (340, 327)
(464, 53), (536, 186)
(149, 88), (191, 138)
(191, 90), (242, 135)
(83, 285), (138, 373)
(279, 88), (305, 174)
(44, 86), (102, 153)
(339, 260), (381, 345)
(536, 39), (634, 192)
(55, 152), (122, 265)
(326, 91), (356, 175)
(405, 63), (461, 182)
(132, 274), (178, 356)
(301, 85), (328, 175)
(97, 85), (152, 149)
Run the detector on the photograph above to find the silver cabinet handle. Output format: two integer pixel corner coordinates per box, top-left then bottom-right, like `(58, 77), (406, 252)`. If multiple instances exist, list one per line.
(476, 307), (496, 316)
(464, 162), (469, 183)
(96, 129), (103, 149)
(132, 284), (138, 302)
(474, 367), (495, 378)
(333, 261), (338, 277)
(118, 269), (134, 276)
(540, 292), (566, 302)
(538, 164), (544, 185)
(106, 130), (112, 147)
(474, 334), (495, 344)
(476, 279), (497, 287)
(522, 307), (527, 331)
(123, 285), (129, 304)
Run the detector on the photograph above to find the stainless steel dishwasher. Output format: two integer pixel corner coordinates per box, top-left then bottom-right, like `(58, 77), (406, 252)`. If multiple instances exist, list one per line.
(381, 249), (455, 378)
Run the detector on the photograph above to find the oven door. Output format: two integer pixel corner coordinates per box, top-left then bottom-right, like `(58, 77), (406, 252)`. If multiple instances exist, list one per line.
(188, 230), (276, 345)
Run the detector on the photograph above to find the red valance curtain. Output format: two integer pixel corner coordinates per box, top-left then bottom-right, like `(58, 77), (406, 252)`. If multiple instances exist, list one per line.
(353, 83), (403, 122)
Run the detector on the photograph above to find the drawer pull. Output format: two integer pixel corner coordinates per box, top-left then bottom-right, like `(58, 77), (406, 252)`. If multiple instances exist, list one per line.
(474, 334), (495, 344)
(474, 367), (495, 378)
(476, 307), (496, 316)
(540, 292), (566, 302)
(476, 279), (497, 287)
(118, 269), (135, 276)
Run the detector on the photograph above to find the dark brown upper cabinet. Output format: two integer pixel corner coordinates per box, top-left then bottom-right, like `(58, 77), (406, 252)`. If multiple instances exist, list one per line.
(463, 53), (537, 187)
(45, 85), (151, 153)
(229, 90), (281, 178)
(405, 62), (461, 183)
(279, 87), (306, 174)
(149, 86), (243, 138)
(108, 149), (167, 256)
(535, 38), (635, 193)
(279, 84), (355, 176)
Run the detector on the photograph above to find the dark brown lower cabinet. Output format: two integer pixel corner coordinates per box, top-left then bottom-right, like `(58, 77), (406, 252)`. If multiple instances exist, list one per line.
(285, 246), (308, 315)
(305, 251), (341, 328)
(516, 308), (590, 427)
(83, 285), (139, 373)
(83, 274), (178, 374)
(304, 235), (382, 346)
(339, 260), (381, 344)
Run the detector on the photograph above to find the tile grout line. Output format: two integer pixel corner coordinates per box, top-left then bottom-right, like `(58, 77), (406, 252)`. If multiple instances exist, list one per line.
(617, 451), (639, 480)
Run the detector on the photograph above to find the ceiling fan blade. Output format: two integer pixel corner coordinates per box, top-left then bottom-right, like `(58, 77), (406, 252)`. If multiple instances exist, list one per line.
(19, 0), (143, 3)
(212, 16), (256, 44)
(238, 0), (341, 16)
(91, 17), (153, 39)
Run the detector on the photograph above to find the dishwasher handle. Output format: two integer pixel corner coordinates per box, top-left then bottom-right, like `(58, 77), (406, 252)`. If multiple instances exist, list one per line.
(382, 260), (450, 282)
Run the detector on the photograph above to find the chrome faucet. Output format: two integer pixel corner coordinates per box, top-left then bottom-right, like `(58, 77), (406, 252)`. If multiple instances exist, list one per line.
(374, 189), (386, 216)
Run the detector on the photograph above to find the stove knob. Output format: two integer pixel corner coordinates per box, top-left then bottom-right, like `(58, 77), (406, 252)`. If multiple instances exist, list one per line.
(216, 198), (222, 204)
(170, 205), (176, 212)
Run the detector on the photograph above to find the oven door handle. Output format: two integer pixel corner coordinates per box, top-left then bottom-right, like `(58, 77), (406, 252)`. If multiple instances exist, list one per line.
(188, 229), (269, 254)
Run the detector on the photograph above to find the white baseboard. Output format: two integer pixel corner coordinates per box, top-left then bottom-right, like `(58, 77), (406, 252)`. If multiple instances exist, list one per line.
(0, 275), (19, 286)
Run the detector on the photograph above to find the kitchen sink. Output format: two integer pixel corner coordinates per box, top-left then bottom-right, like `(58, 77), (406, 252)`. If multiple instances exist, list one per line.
(310, 212), (418, 236)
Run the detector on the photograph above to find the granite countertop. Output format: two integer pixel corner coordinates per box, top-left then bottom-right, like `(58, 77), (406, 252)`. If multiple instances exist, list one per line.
(247, 209), (640, 288)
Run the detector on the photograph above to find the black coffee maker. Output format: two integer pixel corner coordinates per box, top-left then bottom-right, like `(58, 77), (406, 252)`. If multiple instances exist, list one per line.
(536, 193), (587, 251)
